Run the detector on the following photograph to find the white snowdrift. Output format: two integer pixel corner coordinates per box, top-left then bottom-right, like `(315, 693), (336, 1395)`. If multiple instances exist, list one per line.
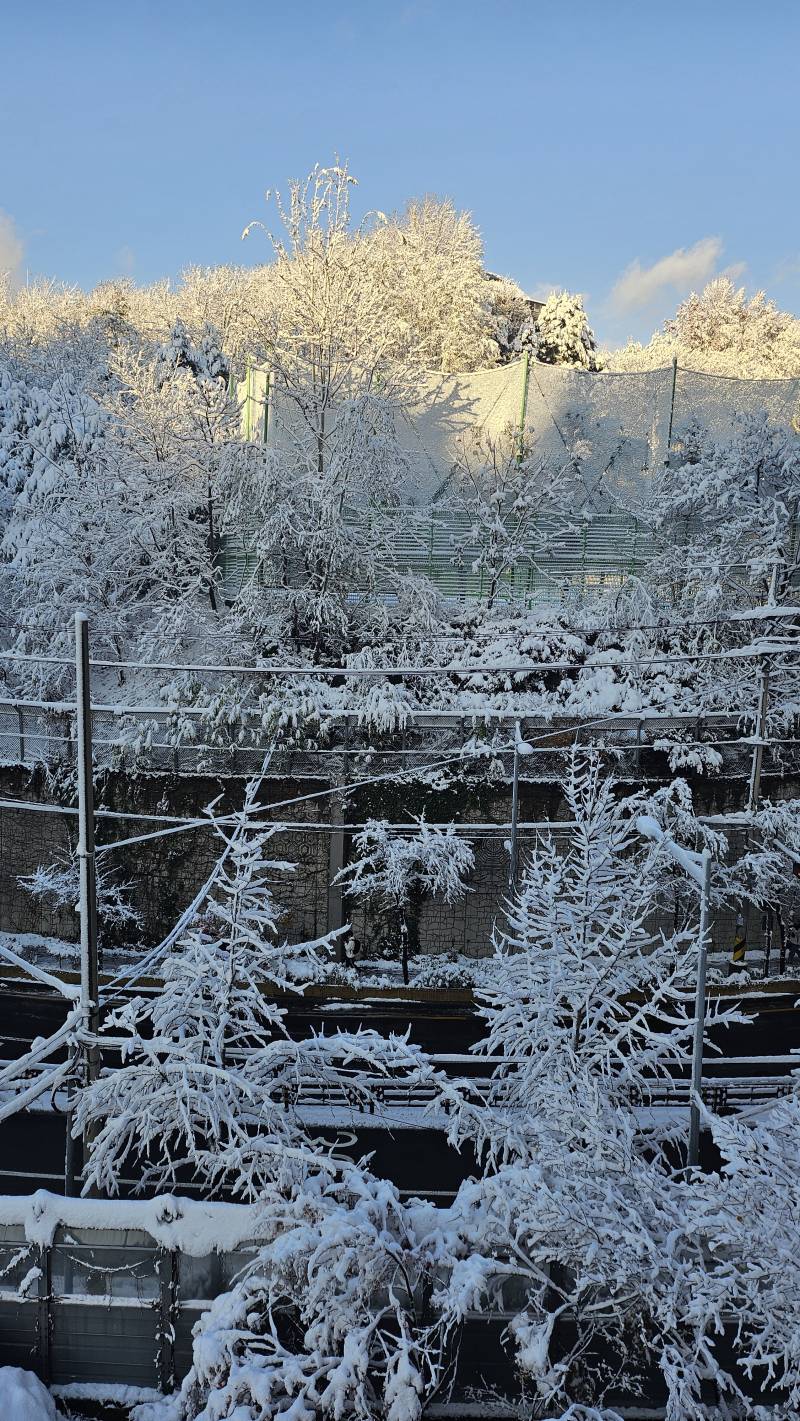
(0, 1368), (59, 1421)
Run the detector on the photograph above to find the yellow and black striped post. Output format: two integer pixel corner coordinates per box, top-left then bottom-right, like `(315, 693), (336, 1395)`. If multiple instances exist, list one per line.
(728, 913), (747, 974)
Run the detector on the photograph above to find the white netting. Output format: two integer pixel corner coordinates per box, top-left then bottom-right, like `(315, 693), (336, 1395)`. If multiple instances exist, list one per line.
(226, 362), (800, 599)
(524, 362), (673, 514)
(399, 363), (525, 504)
(673, 367), (800, 445)
(238, 360), (800, 513)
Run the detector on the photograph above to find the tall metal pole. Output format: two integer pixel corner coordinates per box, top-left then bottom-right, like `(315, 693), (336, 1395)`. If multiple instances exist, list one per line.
(508, 722), (521, 892)
(665, 356), (678, 465)
(516, 350), (531, 464)
(75, 614), (100, 1094)
(688, 848), (712, 1170)
(747, 658), (771, 814)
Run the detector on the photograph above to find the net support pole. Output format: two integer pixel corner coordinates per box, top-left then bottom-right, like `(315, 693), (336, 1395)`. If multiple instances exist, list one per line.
(75, 614), (100, 1097)
(516, 350), (531, 463)
(665, 356), (678, 464)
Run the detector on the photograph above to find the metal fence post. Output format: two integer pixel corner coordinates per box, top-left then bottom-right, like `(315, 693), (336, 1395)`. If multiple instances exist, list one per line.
(157, 1248), (178, 1393)
(328, 796), (346, 952)
(688, 849), (712, 1170)
(16, 704), (25, 764)
(508, 721), (521, 892)
(36, 1244), (52, 1383)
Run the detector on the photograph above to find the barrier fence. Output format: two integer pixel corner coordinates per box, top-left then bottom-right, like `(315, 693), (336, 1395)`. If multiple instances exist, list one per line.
(220, 356), (800, 600)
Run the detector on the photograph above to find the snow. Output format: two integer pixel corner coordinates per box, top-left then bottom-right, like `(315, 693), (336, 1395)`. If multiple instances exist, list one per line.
(4, 165), (800, 1421)
(635, 813), (707, 885)
(0, 1369), (59, 1421)
(0, 1190), (267, 1254)
(52, 1383), (163, 1405)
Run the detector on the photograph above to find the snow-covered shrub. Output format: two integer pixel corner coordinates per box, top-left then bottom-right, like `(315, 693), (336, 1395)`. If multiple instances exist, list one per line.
(135, 1169), (453, 1421)
(18, 859), (141, 948)
(410, 954), (486, 989)
(652, 736), (724, 775)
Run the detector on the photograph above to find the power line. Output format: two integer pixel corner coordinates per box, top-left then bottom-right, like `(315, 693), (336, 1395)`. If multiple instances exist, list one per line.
(0, 642), (797, 682)
(0, 711), (785, 856)
(0, 716), (621, 852)
(1, 604), (798, 641)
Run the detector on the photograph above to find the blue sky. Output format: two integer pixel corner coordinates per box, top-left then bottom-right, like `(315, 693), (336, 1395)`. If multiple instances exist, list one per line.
(1, 0), (798, 347)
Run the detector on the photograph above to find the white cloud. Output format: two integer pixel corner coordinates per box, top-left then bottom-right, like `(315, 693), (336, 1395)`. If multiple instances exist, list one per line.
(0, 211), (24, 291)
(609, 237), (723, 315)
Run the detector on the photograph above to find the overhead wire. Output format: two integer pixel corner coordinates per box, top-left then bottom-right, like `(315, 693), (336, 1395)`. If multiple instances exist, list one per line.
(0, 641), (797, 684)
(0, 604), (798, 642)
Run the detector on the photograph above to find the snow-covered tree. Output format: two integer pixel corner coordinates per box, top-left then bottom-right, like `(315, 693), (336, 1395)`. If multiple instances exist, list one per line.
(234, 162), (428, 651)
(0, 318), (244, 688)
(448, 425), (573, 608)
(432, 753), (758, 1417)
(75, 786), (426, 1197)
(485, 272), (539, 364)
(337, 818), (474, 983)
(610, 277), (800, 378)
(448, 752), (703, 1161)
(368, 196), (498, 372)
(696, 1096), (800, 1411)
(535, 291), (600, 371)
(223, 389), (413, 652)
(652, 411), (800, 610)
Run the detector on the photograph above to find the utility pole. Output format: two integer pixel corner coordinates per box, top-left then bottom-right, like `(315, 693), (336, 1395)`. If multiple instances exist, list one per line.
(747, 658), (771, 815)
(75, 613), (100, 1097)
(508, 721), (521, 891)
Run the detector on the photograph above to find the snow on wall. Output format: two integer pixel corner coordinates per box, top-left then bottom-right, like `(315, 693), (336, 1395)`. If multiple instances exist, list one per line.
(0, 1189), (264, 1253)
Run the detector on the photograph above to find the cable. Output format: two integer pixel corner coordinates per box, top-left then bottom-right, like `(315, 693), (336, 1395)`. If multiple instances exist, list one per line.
(0, 642), (797, 682)
(1, 604), (798, 640)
